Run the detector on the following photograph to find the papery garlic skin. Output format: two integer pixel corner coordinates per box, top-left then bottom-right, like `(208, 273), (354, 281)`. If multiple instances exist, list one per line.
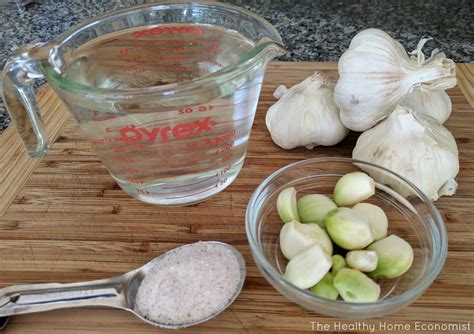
(353, 105), (459, 200)
(266, 72), (348, 149)
(402, 87), (452, 123)
(334, 28), (456, 132)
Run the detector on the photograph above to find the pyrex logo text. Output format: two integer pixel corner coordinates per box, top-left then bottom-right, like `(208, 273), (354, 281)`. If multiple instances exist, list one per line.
(117, 117), (216, 145)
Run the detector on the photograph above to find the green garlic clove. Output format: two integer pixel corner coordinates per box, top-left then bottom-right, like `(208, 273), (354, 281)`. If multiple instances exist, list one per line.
(297, 194), (337, 227)
(333, 268), (381, 303)
(367, 235), (414, 279)
(333, 172), (375, 206)
(352, 203), (388, 240)
(310, 272), (338, 300)
(284, 244), (332, 290)
(325, 208), (374, 250)
(277, 187), (300, 223)
(332, 254), (347, 274)
(279, 221), (333, 259)
(346, 250), (378, 272)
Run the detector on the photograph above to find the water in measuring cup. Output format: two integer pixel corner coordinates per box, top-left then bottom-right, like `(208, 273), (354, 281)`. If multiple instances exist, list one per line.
(64, 23), (264, 205)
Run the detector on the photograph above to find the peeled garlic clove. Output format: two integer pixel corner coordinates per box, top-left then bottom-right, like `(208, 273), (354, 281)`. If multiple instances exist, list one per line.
(334, 268), (381, 303)
(367, 235), (414, 279)
(346, 250), (378, 272)
(277, 187), (300, 223)
(265, 72), (348, 150)
(332, 254), (347, 274)
(279, 221), (333, 259)
(334, 28), (456, 132)
(310, 272), (338, 301)
(297, 194), (337, 227)
(284, 243), (332, 290)
(333, 172), (375, 206)
(352, 203), (388, 240)
(352, 105), (459, 201)
(402, 87), (452, 124)
(325, 208), (374, 250)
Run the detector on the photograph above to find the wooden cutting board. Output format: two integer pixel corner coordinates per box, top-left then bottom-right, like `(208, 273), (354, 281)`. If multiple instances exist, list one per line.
(0, 62), (473, 333)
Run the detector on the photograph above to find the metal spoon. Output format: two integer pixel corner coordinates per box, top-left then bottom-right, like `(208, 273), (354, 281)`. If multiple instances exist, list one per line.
(0, 241), (246, 329)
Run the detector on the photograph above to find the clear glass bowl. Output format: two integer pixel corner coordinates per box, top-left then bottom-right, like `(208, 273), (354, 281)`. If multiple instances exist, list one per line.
(245, 157), (447, 319)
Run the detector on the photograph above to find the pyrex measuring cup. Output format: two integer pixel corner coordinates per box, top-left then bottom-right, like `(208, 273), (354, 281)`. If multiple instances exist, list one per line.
(2, 2), (284, 205)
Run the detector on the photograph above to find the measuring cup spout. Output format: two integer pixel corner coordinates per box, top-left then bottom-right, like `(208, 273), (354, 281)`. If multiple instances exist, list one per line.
(250, 40), (286, 66)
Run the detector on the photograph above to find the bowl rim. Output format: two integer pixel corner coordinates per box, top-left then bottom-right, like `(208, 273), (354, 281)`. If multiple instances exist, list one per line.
(245, 157), (448, 310)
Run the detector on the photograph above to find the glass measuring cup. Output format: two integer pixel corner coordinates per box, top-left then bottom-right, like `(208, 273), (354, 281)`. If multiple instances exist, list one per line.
(2, 2), (284, 205)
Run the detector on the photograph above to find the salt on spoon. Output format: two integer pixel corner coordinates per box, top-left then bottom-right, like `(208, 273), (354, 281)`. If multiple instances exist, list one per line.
(0, 241), (246, 329)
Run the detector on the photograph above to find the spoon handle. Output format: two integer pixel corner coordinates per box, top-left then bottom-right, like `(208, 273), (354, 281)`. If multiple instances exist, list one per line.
(0, 274), (131, 317)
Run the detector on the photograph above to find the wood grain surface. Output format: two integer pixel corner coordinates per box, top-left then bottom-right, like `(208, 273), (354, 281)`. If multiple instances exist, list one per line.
(0, 62), (473, 333)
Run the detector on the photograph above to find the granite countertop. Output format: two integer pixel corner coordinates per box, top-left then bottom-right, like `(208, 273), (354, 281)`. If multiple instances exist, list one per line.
(0, 0), (473, 133)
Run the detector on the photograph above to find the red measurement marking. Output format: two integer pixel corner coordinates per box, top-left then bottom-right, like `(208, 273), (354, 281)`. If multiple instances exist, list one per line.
(219, 166), (231, 175)
(126, 56), (142, 62)
(117, 47), (138, 58)
(220, 152), (233, 163)
(125, 62), (144, 70)
(161, 174), (218, 190)
(136, 188), (151, 195)
(114, 144), (140, 153)
(203, 131), (236, 146)
(133, 26), (202, 39)
(132, 71), (146, 78)
(112, 156), (134, 163)
(91, 139), (106, 145)
(212, 153), (234, 167)
(178, 105), (214, 114)
(127, 178), (144, 184)
(90, 110), (118, 121)
(215, 141), (234, 154)
(167, 66), (191, 73)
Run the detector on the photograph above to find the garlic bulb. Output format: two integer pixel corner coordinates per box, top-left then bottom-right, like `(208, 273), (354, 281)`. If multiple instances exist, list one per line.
(353, 105), (459, 200)
(402, 87), (452, 123)
(334, 29), (456, 131)
(265, 72), (348, 149)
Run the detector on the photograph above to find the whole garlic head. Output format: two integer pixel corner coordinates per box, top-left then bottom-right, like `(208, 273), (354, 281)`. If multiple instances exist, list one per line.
(334, 29), (456, 132)
(401, 87), (452, 124)
(265, 72), (348, 149)
(353, 105), (459, 200)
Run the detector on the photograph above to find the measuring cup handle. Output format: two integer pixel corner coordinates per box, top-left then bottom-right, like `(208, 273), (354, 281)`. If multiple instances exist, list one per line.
(0, 275), (129, 317)
(1, 44), (50, 158)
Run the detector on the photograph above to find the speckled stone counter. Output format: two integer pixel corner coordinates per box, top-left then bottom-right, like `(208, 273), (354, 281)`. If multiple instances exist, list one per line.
(0, 0), (473, 133)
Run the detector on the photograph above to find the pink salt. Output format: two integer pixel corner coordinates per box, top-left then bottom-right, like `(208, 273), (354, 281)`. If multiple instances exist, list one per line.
(134, 242), (243, 326)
